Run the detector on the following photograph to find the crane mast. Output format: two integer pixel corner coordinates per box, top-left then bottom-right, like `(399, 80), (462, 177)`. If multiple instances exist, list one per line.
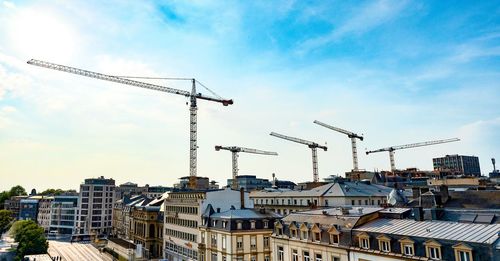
(314, 120), (363, 171)
(215, 146), (278, 189)
(366, 138), (460, 171)
(270, 132), (327, 183)
(27, 59), (233, 185)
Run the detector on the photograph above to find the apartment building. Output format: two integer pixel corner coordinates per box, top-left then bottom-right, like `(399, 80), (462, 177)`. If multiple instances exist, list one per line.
(77, 176), (115, 235)
(251, 181), (392, 215)
(37, 196), (54, 232)
(199, 207), (281, 261)
(271, 206), (500, 261)
(163, 188), (254, 261)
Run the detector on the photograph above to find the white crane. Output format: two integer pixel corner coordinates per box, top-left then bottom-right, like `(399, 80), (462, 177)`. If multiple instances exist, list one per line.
(215, 145), (278, 189)
(313, 120), (363, 171)
(366, 138), (460, 171)
(27, 59), (233, 187)
(270, 132), (327, 182)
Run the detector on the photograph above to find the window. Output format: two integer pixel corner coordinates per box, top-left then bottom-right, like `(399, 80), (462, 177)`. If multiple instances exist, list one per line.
(425, 240), (442, 260)
(277, 246), (284, 261)
(251, 221), (256, 229)
(330, 234), (339, 244)
(292, 249), (298, 261)
(364, 200), (368, 205)
(352, 200), (355, 205)
(303, 251), (310, 261)
(380, 240), (390, 252)
(263, 220), (269, 228)
(315, 254), (322, 261)
(428, 247), (441, 260)
(201, 232), (205, 243)
(377, 235), (391, 252)
(237, 236), (243, 250)
(237, 221), (242, 230)
(265, 255), (270, 261)
(211, 234), (217, 247)
(453, 243), (473, 261)
(403, 244), (414, 256)
(211, 253), (217, 261)
(264, 236), (270, 248)
(222, 221), (227, 228)
(358, 233), (370, 249)
(213, 220), (217, 227)
(251, 255), (256, 261)
(314, 232), (321, 242)
(250, 236), (256, 249)
(291, 228), (297, 238)
(222, 235), (226, 249)
(457, 251), (471, 261)
(331, 256), (340, 261)
(301, 230), (308, 240)
(399, 237), (414, 256)
(358, 200), (362, 205)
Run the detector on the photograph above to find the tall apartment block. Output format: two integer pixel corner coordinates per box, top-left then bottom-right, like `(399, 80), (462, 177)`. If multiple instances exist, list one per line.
(77, 176), (115, 235)
(433, 155), (481, 176)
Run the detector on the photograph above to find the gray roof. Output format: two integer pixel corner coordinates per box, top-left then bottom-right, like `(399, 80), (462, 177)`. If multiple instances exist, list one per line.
(210, 209), (282, 220)
(250, 182), (393, 198)
(353, 218), (500, 244)
(282, 207), (382, 229)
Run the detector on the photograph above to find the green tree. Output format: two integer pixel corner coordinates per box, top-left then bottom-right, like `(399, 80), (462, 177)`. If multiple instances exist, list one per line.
(0, 210), (14, 233)
(10, 220), (48, 260)
(8, 186), (27, 197)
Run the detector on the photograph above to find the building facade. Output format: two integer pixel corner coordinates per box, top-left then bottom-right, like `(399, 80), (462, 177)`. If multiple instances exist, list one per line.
(433, 155), (481, 176)
(77, 176), (115, 235)
(227, 175), (273, 191)
(18, 199), (39, 221)
(37, 196), (54, 232)
(50, 195), (79, 235)
(163, 188), (254, 261)
(199, 207), (281, 261)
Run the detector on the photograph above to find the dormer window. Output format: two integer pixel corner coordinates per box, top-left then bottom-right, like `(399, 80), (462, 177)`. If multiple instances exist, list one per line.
(399, 237), (415, 256)
(213, 220), (217, 227)
(237, 221), (243, 230)
(222, 221), (227, 228)
(453, 243), (473, 261)
(263, 220), (269, 229)
(250, 220), (256, 229)
(377, 235), (391, 253)
(424, 240), (442, 260)
(358, 233), (370, 249)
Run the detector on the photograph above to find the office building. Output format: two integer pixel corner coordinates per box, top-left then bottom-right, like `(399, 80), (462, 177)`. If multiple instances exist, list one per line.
(77, 176), (115, 235)
(433, 155), (481, 176)
(18, 199), (39, 221)
(50, 195), (79, 235)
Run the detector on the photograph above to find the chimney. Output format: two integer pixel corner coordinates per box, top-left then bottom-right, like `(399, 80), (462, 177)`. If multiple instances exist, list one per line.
(240, 188), (245, 209)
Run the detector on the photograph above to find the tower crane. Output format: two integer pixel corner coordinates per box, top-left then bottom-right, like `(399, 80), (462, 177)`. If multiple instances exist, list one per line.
(215, 145), (278, 189)
(270, 132), (327, 183)
(366, 138), (460, 171)
(27, 59), (233, 187)
(313, 120), (363, 171)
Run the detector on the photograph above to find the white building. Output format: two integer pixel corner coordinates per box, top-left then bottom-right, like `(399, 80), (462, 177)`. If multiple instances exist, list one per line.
(163, 188), (253, 261)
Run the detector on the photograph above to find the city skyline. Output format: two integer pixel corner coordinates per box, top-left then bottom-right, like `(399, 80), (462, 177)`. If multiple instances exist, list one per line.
(1, 0), (499, 191)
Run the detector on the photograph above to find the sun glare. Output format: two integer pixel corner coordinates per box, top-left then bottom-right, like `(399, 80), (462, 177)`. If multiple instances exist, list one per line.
(8, 8), (79, 63)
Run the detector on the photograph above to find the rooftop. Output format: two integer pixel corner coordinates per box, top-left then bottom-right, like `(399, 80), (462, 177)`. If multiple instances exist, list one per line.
(353, 218), (500, 244)
(250, 181), (393, 198)
(210, 208), (282, 220)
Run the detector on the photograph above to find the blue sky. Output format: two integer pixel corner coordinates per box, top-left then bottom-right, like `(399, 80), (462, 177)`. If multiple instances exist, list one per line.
(0, 0), (499, 191)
